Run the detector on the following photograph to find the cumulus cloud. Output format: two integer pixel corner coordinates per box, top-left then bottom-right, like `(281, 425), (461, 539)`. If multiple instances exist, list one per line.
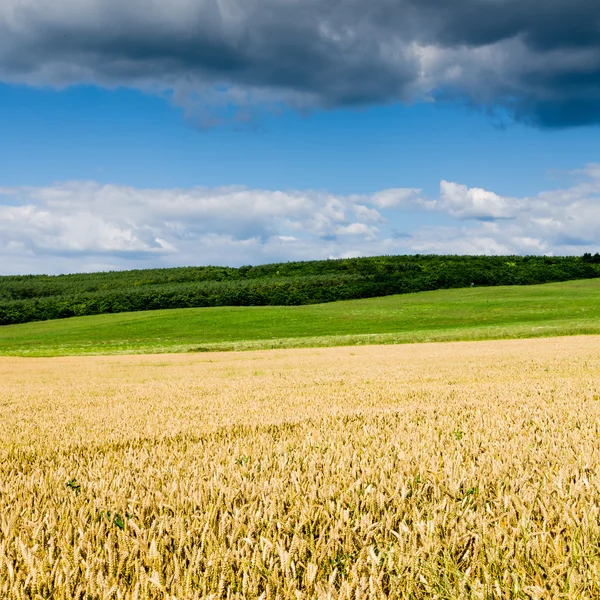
(1, 0), (600, 126)
(0, 182), (420, 273)
(370, 188), (424, 209)
(2, 167), (600, 274)
(436, 181), (518, 220)
(415, 165), (600, 254)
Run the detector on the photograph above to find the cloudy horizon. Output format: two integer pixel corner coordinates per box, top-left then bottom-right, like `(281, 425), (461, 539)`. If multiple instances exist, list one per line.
(2, 163), (600, 275)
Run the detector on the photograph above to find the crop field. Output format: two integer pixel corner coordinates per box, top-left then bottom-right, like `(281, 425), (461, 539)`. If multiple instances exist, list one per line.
(2, 335), (600, 598)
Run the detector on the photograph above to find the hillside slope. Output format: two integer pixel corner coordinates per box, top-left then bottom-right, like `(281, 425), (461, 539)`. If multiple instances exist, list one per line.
(1, 278), (599, 356)
(1, 254), (599, 325)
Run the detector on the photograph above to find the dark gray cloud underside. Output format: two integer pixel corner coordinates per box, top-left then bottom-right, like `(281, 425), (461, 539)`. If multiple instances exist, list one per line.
(1, 0), (600, 127)
(411, 0), (600, 50)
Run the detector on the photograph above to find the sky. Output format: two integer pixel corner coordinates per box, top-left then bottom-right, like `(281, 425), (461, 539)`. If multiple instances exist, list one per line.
(1, 0), (600, 275)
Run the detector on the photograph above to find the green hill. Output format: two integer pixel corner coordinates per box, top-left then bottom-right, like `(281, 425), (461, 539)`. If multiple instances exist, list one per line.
(1, 254), (599, 326)
(1, 278), (599, 357)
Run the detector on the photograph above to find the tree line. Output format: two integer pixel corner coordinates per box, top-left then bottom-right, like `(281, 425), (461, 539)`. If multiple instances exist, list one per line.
(1, 254), (599, 325)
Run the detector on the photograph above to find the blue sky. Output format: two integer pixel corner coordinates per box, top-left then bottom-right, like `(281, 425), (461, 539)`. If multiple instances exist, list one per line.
(1, 0), (600, 274)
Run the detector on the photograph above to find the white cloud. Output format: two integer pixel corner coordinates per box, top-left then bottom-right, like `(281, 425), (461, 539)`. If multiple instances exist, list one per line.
(369, 188), (423, 209)
(0, 182), (421, 273)
(335, 222), (379, 239)
(353, 204), (384, 222)
(436, 181), (518, 220)
(1, 167), (600, 274)
(412, 169), (600, 255)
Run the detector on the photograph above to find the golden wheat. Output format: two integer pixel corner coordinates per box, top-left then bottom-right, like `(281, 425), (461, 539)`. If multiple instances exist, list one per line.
(1, 336), (600, 598)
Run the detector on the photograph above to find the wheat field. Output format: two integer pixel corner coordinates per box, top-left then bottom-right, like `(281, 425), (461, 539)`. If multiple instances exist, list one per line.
(1, 336), (600, 598)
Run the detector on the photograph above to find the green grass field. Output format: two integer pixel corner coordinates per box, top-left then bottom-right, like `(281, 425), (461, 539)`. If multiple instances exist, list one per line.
(1, 278), (599, 356)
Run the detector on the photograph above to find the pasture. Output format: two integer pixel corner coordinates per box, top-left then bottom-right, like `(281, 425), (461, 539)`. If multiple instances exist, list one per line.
(1, 278), (600, 357)
(2, 335), (600, 598)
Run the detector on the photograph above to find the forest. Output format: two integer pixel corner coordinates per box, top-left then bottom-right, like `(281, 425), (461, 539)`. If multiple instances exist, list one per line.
(1, 254), (599, 325)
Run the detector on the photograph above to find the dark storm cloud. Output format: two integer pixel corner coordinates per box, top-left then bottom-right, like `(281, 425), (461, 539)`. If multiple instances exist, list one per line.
(1, 0), (599, 126)
(407, 0), (600, 50)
